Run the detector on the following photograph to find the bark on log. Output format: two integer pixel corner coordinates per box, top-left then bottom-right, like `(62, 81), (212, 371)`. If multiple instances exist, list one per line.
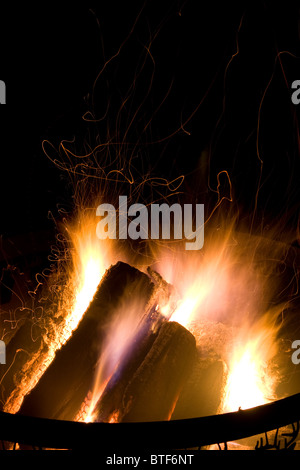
(18, 261), (162, 421)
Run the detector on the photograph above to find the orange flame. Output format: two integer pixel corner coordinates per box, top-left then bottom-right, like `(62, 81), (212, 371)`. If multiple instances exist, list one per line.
(152, 225), (284, 414)
(62, 211), (113, 335)
(155, 229), (268, 328)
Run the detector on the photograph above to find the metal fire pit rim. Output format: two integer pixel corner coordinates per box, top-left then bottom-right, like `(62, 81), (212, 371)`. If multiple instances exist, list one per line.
(1, 392), (300, 450)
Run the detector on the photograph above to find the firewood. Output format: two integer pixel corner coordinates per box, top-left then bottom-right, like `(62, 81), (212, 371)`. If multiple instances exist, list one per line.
(121, 321), (197, 422)
(18, 261), (162, 421)
(92, 309), (166, 422)
(93, 321), (196, 423)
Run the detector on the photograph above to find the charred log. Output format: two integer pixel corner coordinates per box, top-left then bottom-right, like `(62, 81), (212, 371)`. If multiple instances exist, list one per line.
(18, 261), (164, 421)
(92, 309), (166, 422)
(121, 321), (197, 422)
(93, 320), (197, 423)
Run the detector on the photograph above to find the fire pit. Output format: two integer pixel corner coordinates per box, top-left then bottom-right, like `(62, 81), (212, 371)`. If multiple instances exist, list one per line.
(0, 386), (300, 450)
(1, 227), (300, 451)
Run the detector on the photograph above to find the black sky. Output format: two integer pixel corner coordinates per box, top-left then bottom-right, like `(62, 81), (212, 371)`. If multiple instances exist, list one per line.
(0, 1), (299, 238)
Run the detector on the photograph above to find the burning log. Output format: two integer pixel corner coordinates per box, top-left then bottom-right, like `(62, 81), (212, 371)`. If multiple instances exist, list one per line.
(91, 310), (166, 422)
(18, 261), (165, 421)
(93, 320), (197, 423)
(121, 321), (197, 422)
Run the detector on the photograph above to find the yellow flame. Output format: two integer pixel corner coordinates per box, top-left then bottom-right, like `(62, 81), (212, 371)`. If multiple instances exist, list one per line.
(54, 210), (114, 344)
(225, 346), (267, 411)
(65, 226), (108, 334)
(169, 297), (199, 326)
(223, 316), (280, 412)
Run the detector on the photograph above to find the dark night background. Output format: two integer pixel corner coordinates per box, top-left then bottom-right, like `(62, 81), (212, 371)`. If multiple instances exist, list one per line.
(0, 1), (299, 267)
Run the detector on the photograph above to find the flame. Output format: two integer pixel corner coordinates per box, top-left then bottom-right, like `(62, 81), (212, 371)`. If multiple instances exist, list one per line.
(153, 225), (284, 415)
(155, 227), (269, 329)
(225, 345), (267, 411)
(62, 212), (112, 336)
(43, 209), (114, 355)
(223, 317), (280, 411)
(170, 297), (199, 326)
